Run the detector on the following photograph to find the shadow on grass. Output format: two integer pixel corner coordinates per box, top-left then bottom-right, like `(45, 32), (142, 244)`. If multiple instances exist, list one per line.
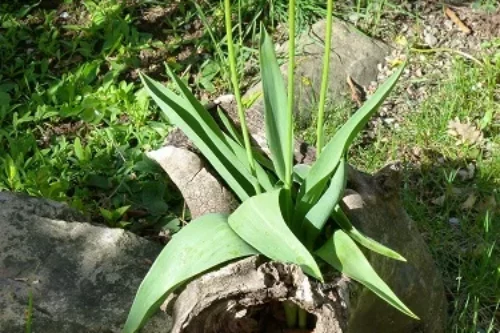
(399, 151), (499, 332)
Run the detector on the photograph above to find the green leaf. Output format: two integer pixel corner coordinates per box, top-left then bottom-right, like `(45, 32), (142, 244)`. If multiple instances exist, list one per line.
(223, 133), (275, 192)
(214, 108), (276, 190)
(0, 91), (11, 107)
(292, 164), (310, 184)
(297, 64), (406, 212)
(316, 229), (418, 319)
(74, 137), (86, 162)
(216, 107), (245, 145)
(114, 205), (131, 218)
(216, 107), (276, 173)
(86, 175), (112, 190)
(123, 214), (257, 333)
(99, 208), (114, 222)
(140, 73), (255, 201)
(228, 189), (323, 281)
(302, 158), (348, 248)
(331, 206), (406, 262)
(259, 28), (292, 185)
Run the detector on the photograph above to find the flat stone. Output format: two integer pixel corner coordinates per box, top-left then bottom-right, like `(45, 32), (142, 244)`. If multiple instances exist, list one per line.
(0, 192), (170, 333)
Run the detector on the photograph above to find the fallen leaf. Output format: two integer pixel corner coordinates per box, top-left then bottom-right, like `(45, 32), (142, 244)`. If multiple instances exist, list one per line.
(461, 193), (477, 210)
(346, 75), (365, 107)
(444, 7), (472, 34)
(447, 117), (483, 146)
(477, 196), (497, 213)
(395, 35), (408, 47)
(14, 277), (29, 282)
(432, 195), (446, 206)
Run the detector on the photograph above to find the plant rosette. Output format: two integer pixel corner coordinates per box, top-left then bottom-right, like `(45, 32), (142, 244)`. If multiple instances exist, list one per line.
(123, 1), (417, 332)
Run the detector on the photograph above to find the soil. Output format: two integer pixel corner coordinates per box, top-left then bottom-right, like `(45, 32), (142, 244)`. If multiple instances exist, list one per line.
(347, 1), (500, 154)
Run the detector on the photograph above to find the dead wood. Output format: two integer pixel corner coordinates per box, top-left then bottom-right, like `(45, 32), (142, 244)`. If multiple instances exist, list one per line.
(148, 98), (447, 333)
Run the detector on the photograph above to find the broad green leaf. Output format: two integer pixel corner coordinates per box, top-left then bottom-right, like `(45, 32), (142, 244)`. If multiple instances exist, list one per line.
(114, 205), (131, 218)
(297, 64), (406, 211)
(223, 133), (275, 191)
(292, 164), (310, 184)
(229, 189), (323, 281)
(331, 206), (406, 262)
(216, 107), (245, 145)
(316, 229), (418, 319)
(302, 158), (348, 248)
(123, 214), (257, 333)
(259, 27), (292, 184)
(140, 73), (255, 201)
(99, 208), (113, 222)
(74, 137), (86, 162)
(216, 107), (276, 179)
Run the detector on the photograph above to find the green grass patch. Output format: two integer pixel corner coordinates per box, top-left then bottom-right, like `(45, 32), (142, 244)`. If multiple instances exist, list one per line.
(0, 0), (327, 231)
(301, 55), (499, 331)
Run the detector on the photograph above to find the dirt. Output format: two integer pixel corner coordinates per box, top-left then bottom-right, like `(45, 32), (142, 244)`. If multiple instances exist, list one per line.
(350, 1), (500, 154)
(455, 7), (500, 38)
(38, 120), (90, 148)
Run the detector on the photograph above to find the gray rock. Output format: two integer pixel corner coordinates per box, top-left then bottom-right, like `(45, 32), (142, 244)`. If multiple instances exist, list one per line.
(245, 19), (389, 126)
(0, 192), (170, 333)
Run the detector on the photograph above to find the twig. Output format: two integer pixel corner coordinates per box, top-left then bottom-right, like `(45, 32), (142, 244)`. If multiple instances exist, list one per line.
(411, 47), (483, 67)
(444, 6), (471, 35)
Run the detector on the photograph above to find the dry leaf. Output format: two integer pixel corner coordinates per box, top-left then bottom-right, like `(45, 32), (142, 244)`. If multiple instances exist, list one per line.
(461, 193), (477, 210)
(477, 195), (497, 213)
(447, 117), (483, 145)
(444, 7), (471, 34)
(432, 195), (446, 206)
(346, 75), (365, 107)
(14, 277), (29, 282)
(452, 187), (464, 196)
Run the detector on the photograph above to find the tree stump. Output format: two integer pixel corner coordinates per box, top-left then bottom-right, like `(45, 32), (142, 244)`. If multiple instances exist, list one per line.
(147, 95), (447, 332)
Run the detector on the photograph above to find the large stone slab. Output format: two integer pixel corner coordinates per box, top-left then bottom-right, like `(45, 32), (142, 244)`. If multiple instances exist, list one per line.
(245, 18), (389, 126)
(0, 192), (169, 333)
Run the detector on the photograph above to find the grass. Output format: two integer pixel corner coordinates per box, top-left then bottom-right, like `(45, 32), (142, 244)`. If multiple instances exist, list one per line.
(0, 0), (325, 233)
(301, 54), (500, 331)
(0, 0), (498, 331)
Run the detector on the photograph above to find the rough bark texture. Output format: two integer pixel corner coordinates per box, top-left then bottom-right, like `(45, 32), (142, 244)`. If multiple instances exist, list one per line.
(148, 112), (447, 332)
(169, 256), (349, 333)
(147, 147), (237, 217)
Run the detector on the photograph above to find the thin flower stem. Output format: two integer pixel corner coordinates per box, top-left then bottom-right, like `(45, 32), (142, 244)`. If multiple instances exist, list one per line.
(285, 0), (296, 190)
(298, 308), (307, 328)
(224, 0), (261, 195)
(316, 0), (334, 156)
(284, 301), (297, 328)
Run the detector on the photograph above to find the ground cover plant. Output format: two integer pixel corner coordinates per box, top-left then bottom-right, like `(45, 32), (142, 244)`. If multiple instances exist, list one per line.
(0, 0), (498, 332)
(0, 0), (326, 233)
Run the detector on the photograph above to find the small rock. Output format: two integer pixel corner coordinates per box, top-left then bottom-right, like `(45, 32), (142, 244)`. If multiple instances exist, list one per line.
(457, 163), (476, 181)
(424, 31), (438, 47)
(383, 117), (396, 125)
(348, 13), (361, 23)
(444, 20), (454, 31)
(59, 11), (70, 19)
(448, 217), (460, 226)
